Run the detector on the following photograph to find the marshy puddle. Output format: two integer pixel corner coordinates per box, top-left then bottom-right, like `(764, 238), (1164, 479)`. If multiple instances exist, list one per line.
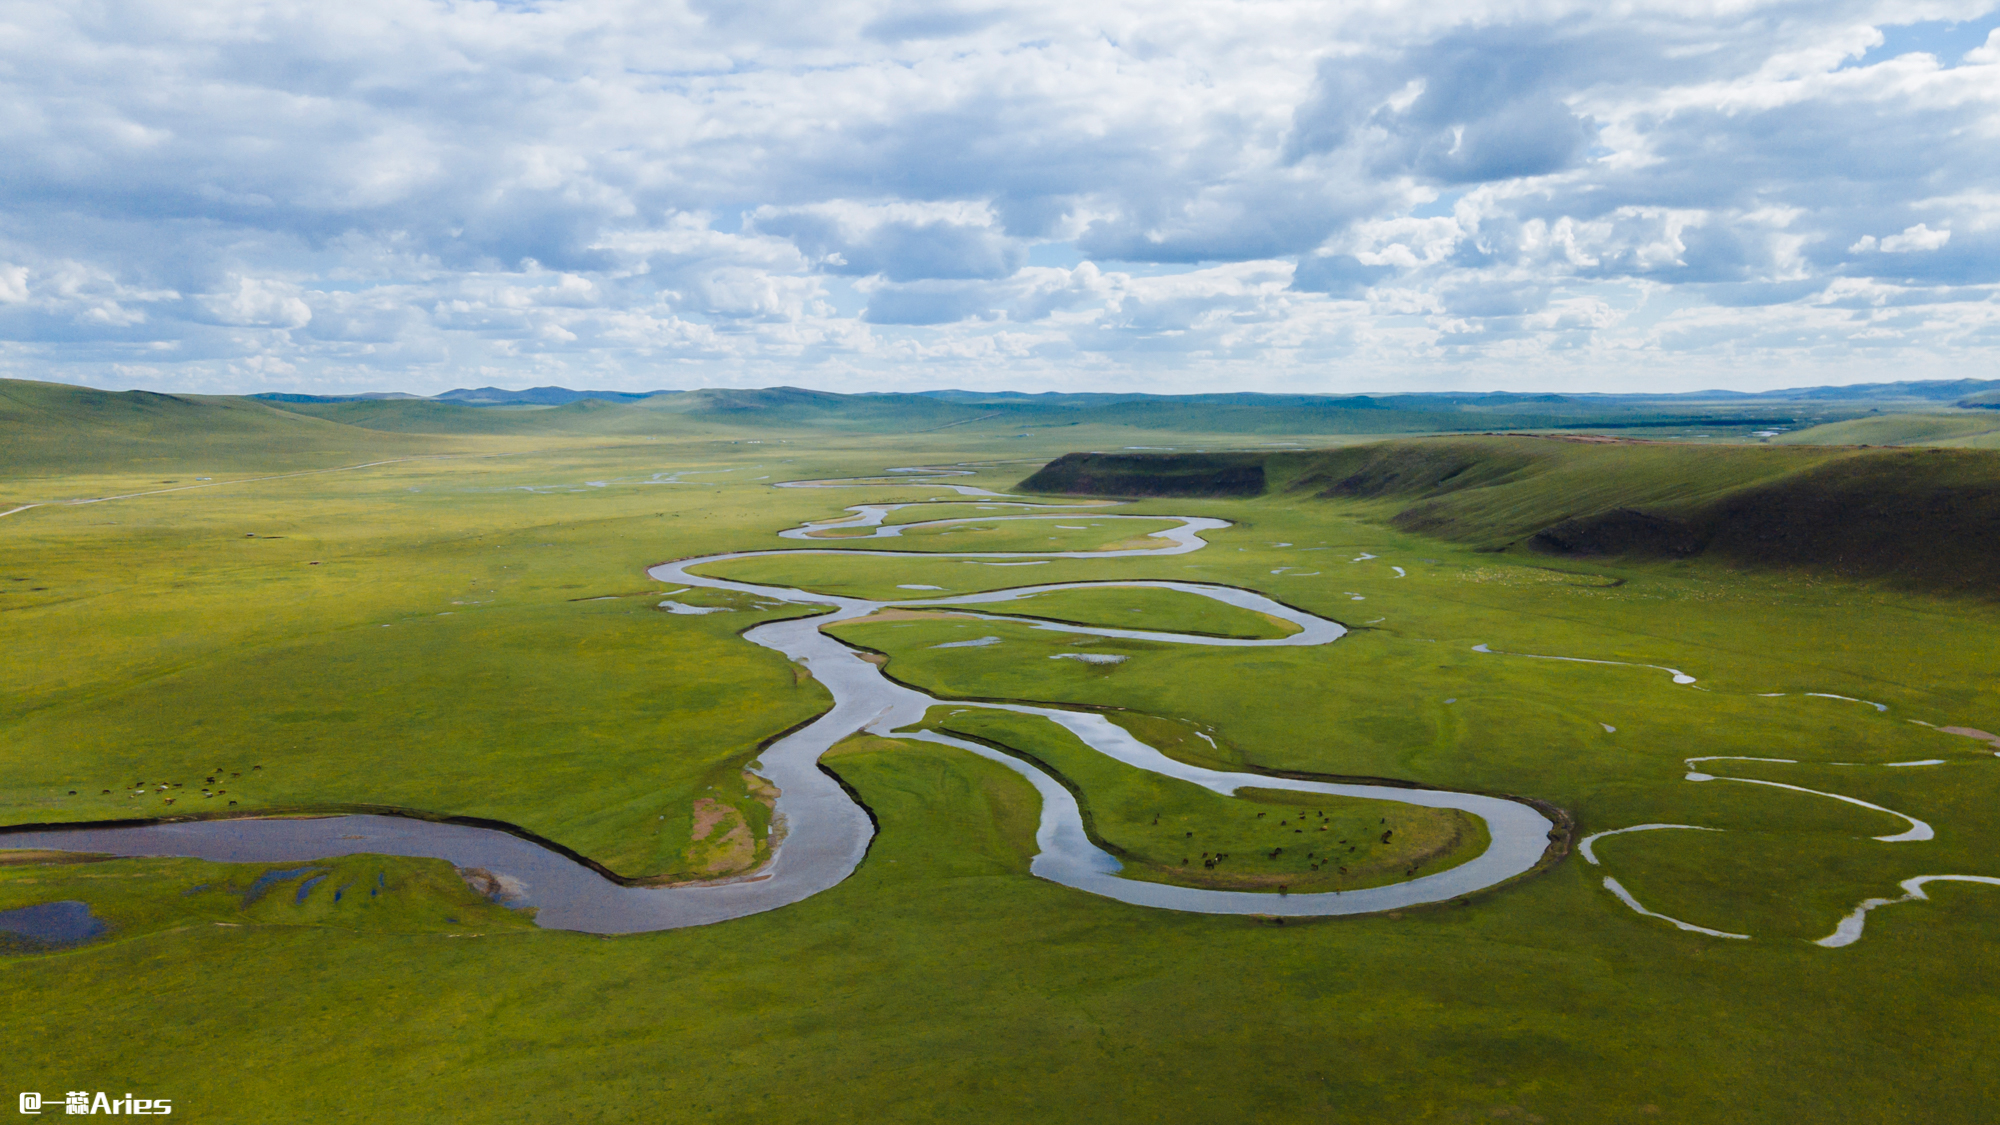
(0, 900), (107, 948)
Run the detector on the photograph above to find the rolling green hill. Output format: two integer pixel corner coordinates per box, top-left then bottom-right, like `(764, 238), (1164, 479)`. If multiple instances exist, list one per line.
(257, 396), (705, 436)
(1773, 412), (2000, 448)
(1022, 438), (2000, 595)
(0, 379), (443, 476)
(639, 386), (978, 429)
(258, 398), (568, 434)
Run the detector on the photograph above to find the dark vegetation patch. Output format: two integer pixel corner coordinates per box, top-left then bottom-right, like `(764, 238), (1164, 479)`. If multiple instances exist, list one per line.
(1531, 509), (1709, 557)
(1690, 452), (2000, 592)
(1517, 449), (2000, 593)
(1018, 452), (1267, 497)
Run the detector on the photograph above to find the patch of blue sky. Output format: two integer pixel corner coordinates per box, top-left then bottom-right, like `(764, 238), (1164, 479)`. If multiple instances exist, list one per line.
(1849, 15), (2000, 68)
(1409, 192), (1465, 220)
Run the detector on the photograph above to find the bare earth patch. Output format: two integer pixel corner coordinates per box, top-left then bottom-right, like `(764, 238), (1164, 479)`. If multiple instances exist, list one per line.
(685, 798), (755, 875)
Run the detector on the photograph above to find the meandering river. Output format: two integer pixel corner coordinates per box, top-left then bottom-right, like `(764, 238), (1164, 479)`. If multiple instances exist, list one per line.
(2, 476), (1558, 933)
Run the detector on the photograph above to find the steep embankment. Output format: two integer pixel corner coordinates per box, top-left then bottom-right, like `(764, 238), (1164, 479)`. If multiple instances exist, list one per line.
(1019, 452), (1269, 497)
(1020, 437), (2000, 596)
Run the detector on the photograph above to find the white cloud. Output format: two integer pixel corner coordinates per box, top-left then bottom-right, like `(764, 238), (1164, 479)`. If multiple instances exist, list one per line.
(201, 277), (313, 328)
(1, 0), (1998, 394)
(1877, 223), (1954, 252)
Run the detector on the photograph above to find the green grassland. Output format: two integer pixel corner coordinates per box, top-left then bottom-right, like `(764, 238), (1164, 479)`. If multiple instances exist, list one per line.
(3, 397), (2000, 1121)
(0, 441), (861, 880)
(916, 707), (1487, 891)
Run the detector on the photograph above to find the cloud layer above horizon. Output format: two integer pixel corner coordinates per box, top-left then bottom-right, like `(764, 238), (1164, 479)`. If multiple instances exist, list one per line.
(2, 0), (1997, 395)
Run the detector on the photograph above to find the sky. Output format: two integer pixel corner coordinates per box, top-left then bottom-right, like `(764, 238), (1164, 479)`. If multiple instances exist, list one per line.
(2, 0), (1998, 397)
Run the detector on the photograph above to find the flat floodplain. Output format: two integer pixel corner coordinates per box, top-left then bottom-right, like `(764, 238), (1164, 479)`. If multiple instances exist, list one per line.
(3, 427), (1999, 1122)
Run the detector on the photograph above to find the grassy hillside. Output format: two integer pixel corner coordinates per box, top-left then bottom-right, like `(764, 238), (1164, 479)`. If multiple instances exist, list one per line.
(1774, 412), (2000, 448)
(640, 387), (981, 430)
(0, 379), (447, 476)
(1022, 437), (2000, 596)
(260, 398), (581, 434)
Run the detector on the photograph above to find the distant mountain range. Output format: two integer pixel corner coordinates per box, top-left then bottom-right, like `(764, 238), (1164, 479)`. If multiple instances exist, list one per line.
(250, 377), (2000, 410)
(254, 385), (676, 406)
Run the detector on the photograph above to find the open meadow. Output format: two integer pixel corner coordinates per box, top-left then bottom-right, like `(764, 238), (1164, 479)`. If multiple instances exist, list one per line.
(4, 384), (1999, 1121)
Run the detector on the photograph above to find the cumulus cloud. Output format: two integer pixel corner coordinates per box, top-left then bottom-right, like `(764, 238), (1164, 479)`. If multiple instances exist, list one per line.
(0, 0), (1997, 394)
(1854, 223), (1955, 252)
(201, 277), (313, 328)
